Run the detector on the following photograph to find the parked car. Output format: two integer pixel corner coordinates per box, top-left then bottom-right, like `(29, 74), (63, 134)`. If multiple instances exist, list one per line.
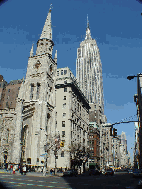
(128, 169), (133, 174)
(63, 169), (78, 177)
(105, 169), (114, 176)
(133, 169), (142, 178)
(89, 169), (101, 176)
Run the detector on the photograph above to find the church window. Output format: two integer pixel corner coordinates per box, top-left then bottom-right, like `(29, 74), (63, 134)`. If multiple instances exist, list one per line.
(64, 70), (67, 75)
(49, 64), (53, 73)
(61, 70), (63, 75)
(36, 83), (40, 99)
(30, 84), (34, 100)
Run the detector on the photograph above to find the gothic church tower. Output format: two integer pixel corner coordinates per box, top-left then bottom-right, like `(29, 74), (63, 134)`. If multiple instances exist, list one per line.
(12, 7), (57, 166)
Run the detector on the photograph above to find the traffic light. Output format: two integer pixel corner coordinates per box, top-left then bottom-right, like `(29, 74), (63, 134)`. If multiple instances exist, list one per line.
(110, 127), (112, 136)
(60, 141), (64, 147)
(113, 128), (117, 137)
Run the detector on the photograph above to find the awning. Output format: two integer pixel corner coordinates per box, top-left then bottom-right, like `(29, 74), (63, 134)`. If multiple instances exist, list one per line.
(89, 163), (96, 166)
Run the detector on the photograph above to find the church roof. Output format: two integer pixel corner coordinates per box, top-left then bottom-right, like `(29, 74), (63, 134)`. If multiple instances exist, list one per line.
(40, 6), (52, 40)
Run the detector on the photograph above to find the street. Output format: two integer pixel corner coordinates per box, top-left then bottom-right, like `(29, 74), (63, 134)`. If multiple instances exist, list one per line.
(0, 172), (141, 189)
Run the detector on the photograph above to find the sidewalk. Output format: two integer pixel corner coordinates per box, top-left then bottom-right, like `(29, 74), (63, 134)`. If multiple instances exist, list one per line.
(0, 169), (63, 177)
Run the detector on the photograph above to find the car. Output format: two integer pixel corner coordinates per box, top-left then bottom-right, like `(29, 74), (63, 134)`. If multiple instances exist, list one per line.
(105, 169), (114, 176)
(133, 169), (142, 178)
(128, 169), (133, 174)
(89, 169), (101, 176)
(63, 169), (78, 177)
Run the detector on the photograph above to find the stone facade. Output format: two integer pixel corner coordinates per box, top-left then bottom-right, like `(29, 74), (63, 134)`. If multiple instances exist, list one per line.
(11, 9), (57, 168)
(54, 67), (90, 171)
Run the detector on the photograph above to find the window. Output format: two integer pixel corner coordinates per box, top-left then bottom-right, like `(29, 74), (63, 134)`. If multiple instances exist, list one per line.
(27, 158), (31, 164)
(61, 70), (63, 75)
(63, 103), (66, 108)
(6, 102), (8, 108)
(64, 70), (67, 75)
(62, 121), (65, 127)
(63, 96), (66, 100)
(37, 83), (40, 99)
(30, 83), (34, 100)
(37, 158), (39, 162)
(57, 71), (59, 76)
(8, 89), (10, 92)
(64, 87), (67, 92)
(62, 131), (65, 137)
(63, 113), (66, 118)
(61, 151), (64, 157)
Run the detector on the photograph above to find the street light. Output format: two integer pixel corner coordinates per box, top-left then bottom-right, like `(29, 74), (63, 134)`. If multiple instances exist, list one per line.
(127, 73), (142, 169)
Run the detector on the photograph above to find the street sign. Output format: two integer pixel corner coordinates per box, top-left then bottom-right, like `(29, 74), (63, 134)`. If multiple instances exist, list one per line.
(40, 153), (47, 156)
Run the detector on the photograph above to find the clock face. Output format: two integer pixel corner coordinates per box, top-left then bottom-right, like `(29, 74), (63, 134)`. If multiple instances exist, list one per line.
(34, 60), (41, 70)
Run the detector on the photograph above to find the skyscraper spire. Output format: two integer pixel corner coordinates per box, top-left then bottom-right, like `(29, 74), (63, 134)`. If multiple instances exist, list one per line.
(85, 14), (92, 40)
(40, 4), (53, 40)
(87, 14), (89, 29)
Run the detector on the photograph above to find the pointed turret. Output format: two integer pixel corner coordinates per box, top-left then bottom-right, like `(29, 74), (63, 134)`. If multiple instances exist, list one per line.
(30, 44), (34, 57)
(85, 15), (92, 40)
(40, 8), (52, 40)
(54, 50), (57, 64)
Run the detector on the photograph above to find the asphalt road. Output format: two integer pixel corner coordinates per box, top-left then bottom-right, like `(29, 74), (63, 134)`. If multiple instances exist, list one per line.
(0, 172), (141, 189)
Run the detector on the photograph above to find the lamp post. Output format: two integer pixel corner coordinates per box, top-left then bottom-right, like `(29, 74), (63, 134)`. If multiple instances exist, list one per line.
(127, 73), (142, 169)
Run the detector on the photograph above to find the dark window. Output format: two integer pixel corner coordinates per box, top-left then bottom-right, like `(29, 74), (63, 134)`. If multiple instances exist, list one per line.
(37, 158), (39, 162)
(63, 96), (66, 100)
(37, 83), (40, 99)
(61, 70), (63, 75)
(62, 121), (65, 127)
(64, 70), (67, 75)
(30, 84), (34, 100)
(61, 151), (64, 157)
(6, 102), (8, 108)
(64, 87), (67, 92)
(27, 158), (31, 164)
(57, 71), (59, 76)
(62, 131), (65, 137)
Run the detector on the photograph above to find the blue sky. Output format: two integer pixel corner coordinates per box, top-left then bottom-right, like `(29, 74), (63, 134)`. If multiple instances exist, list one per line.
(0, 0), (142, 163)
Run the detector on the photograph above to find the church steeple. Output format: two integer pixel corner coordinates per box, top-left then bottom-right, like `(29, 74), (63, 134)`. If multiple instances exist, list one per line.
(40, 5), (52, 40)
(36, 4), (54, 56)
(85, 14), (92, 40)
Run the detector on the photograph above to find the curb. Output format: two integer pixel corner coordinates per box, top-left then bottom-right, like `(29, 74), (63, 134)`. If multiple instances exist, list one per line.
(0, 171), (63, 177)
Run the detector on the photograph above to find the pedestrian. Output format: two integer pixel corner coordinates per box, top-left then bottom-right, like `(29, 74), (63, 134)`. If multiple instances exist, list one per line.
(20, 165), (23, 175)
(23, 165), (26, 175)
(10, 164), (13, 174)
(50, 169), (52, 175)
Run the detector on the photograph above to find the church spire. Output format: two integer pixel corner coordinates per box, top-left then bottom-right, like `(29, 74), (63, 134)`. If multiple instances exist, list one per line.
(85, 14), (92, 40)
(40, 4), (53, 40)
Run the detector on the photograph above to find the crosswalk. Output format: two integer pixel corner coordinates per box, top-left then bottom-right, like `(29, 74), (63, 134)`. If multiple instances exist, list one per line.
(0, 175), (72, 188)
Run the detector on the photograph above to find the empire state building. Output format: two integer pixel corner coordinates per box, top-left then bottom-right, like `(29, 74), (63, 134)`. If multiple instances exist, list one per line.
(76, 16), (105, 124)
